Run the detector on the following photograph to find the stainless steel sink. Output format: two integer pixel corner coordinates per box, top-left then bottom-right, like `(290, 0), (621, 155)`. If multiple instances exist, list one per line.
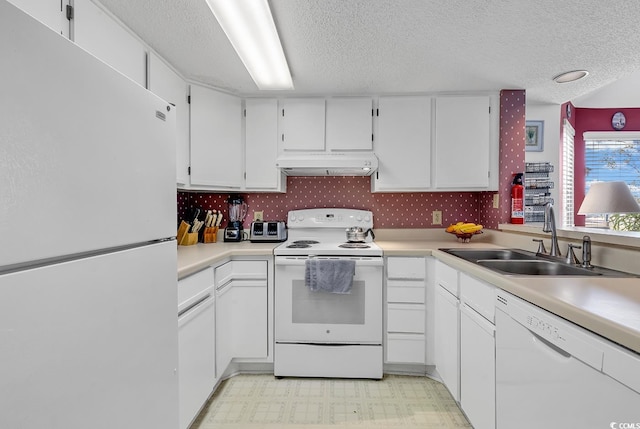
(442, 248), (536, 261)
(440, 248), (636, 277)
(475, 259), (602, 276)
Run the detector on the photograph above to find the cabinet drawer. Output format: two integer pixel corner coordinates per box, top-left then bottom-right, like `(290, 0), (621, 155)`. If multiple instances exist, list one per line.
(435, 260), (458, 296)
(178, 268), (213, 309)
(387, 257), (426, 279)
(215, 260), (267, 286)
(460, 272), (495, 322)
(387, 303), (425, 333)
(387, 333), (426, 364)
(387, 279), (425, 303)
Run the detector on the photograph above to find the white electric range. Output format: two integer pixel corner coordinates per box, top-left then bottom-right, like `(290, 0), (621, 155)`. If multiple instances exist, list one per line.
(273, 208), (383, 379)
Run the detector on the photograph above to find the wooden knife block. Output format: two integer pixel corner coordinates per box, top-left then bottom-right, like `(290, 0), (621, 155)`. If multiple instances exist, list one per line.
(177, 220), (198, 246)
(203, 226), (218, 243)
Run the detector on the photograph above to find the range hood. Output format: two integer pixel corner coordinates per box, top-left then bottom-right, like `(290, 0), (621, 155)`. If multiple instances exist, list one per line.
(276, 152), (378, 176)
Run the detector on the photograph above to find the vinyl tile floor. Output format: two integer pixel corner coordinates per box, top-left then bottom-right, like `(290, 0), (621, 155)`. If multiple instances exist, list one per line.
(191, 374), (472, 429)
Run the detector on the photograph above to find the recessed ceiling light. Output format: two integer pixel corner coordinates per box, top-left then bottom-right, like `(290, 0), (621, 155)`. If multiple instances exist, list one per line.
(206, 0), (293, 90)
(553, 70), (589, 83)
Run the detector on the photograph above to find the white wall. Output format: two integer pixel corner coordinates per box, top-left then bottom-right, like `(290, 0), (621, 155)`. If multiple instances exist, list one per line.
(525, 103), (561, 221)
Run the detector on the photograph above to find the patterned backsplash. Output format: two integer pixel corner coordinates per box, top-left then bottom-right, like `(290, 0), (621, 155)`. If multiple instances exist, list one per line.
(178, 177), (480, 229)
(177, 90), (527, 230)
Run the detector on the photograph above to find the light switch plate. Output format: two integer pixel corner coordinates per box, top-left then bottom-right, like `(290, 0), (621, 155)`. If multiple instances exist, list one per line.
(254, 211), (264, 221)
(493, 193), (500, 209)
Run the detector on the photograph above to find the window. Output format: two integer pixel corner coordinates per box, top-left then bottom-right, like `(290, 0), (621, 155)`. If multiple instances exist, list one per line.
(583, 131), (640, 229)
(562, 120), (575, 227)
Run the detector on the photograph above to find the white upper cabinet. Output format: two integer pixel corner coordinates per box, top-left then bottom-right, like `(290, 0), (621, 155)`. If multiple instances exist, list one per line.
(72, 0), (146, 86)
(245, 99), (285, 192)
(280, 98), (326, 151)
(148, 53), (189, 186)
(326, 98), (373, 151)
(433, 95), (494, 189)
(372, 96), (432, 192)
(7, 0), (68, 36)
(189, 85), (242, 189)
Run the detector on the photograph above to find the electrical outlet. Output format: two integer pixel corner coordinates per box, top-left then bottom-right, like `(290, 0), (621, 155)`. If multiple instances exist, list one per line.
(432, 210), (442, 225)
(254, 211), (264, 222)
(493, 193), (500, 209)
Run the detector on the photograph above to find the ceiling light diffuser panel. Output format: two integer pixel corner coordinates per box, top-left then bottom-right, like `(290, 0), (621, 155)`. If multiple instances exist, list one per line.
(206, 0), (294, 90)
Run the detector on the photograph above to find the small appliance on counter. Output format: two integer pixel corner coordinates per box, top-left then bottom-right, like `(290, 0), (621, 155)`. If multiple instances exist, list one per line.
(224, 195), (248, 242)
(249, 221), (287, 242)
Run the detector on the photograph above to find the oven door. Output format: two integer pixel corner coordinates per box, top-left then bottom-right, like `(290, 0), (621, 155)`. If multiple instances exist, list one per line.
(275, 256), (383, 344)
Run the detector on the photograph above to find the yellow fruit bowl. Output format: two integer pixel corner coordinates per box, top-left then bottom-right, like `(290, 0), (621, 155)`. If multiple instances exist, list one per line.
(447, 229), (483, 243)
(445, 222), (483, 242)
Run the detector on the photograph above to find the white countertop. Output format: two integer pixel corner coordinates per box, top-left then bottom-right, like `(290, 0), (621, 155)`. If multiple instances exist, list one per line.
(177, 237), (640, 354)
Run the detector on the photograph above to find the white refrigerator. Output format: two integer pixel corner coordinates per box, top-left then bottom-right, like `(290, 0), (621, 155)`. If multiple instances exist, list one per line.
(0, 2), (179, 428)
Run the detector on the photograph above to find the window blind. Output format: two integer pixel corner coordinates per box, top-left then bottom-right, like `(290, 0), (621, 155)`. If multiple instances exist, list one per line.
(584, 136), (640, 227)
(562, 120), (575, 227)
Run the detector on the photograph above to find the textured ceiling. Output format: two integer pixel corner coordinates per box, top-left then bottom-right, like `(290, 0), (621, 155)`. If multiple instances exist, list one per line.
(96, 0), (640, 105)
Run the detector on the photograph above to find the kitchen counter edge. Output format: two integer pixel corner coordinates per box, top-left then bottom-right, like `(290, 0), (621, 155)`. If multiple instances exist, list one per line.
(177, 242), (280, 279)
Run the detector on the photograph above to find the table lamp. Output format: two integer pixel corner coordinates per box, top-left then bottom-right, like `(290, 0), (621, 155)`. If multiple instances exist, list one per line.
(578, 181), (640, 228)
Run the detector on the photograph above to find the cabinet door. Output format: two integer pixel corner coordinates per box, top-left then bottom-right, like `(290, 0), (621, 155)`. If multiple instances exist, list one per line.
(460, 305), (495, 429)
(148, 53), (189, 186)
(190, 85), (242, 188)
(245, 99), (284, 191)
(373, 96), (432, 191)
(231, 281), (268, 359)
(326, 98), (373, 151)
(178, 295), (215, 429)
(434, 285), (460, 401)
(280, 98), (325, 151)
(7, 0), (68, 36)
(215, 282), (233, 376)
(434, 96), (491, 189)
(73, 0), (146, 86)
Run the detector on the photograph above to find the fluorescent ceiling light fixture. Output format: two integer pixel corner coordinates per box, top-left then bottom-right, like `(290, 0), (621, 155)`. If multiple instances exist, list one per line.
(553, 70), (589, 83)
(206, 0), (293, 90)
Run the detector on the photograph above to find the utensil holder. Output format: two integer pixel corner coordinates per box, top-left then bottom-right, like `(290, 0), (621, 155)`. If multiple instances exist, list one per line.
(179, 232), (198, 246)
(203, 226), (218, 243)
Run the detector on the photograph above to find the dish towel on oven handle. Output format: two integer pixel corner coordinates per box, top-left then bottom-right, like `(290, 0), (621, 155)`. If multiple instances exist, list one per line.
(305, 258), (356, 294)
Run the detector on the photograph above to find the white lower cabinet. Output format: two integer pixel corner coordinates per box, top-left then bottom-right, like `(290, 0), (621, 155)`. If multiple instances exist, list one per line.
(385, 257), (426, 365)
(177, 268), (216, 429)
(459, 271), (496, 429)
(434, 260), (460, 401)
(215, 259), (270, 377)
(434, 282), (460, 400)
(434, 261), (496, 428)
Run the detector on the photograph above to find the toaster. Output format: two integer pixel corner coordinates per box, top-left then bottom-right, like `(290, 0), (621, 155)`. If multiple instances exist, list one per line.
(249, 221), (287, 242)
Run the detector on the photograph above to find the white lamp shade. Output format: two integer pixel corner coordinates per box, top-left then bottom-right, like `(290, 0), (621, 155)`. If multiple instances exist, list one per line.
(578, 181), (640, 214)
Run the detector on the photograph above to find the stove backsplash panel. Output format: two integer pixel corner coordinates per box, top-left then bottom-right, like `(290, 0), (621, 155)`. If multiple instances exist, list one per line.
(177, 177), (480, 229)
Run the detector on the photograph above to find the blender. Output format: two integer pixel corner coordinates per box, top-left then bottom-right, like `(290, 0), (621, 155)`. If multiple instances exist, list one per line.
(224, 195), (248, 242)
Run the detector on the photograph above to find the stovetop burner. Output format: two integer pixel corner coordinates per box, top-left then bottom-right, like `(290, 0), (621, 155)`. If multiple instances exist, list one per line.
(339, 243), (371, 249)
(293, 240), (319, 245)
(286, 243), (311, 248)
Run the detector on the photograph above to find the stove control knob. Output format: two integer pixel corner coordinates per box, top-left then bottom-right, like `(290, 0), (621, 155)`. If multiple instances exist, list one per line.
(298, 214), (304, 221)
(356, 215), (363, 222)
(289, 214), (297, 222)
(364, 214), (371, 222)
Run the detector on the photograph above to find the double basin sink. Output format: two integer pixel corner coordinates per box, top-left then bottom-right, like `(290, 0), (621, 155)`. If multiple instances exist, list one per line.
(440, 248), (636, 277)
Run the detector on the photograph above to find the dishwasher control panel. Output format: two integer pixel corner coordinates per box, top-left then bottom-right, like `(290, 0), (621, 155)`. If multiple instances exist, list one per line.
(496, 291), (604, 370)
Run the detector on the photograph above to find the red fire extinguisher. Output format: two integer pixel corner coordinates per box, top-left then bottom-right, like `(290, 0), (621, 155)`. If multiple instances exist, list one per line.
(511, 173), (524, 224)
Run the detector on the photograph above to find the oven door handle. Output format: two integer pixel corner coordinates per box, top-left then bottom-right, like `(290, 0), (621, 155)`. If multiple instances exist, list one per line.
(275, 256), (383, 267)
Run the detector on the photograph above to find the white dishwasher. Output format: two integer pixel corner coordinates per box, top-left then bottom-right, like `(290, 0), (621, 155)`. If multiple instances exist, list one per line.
(495, 290), (640, 429)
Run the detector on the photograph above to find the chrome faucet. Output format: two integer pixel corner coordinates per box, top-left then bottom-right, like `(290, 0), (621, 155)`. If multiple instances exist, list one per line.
(542, 202), (562, 257)
(581, 235), (593, 268)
